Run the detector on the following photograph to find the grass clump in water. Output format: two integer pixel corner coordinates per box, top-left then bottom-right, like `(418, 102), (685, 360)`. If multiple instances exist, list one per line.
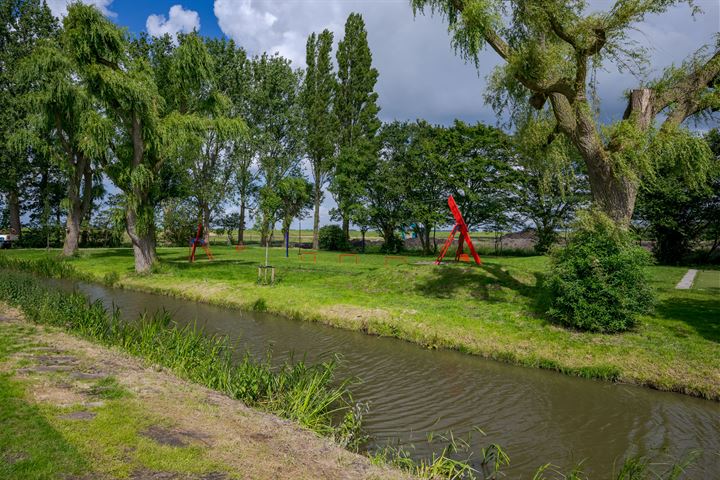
(0, 271), (363, 447)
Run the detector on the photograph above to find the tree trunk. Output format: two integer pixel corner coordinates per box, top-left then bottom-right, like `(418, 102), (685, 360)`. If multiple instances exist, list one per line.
(342, 216), (350, 242)
(312, 182), (321, 250)
(382, 226), (396, 253)
(361, 230), (366, 252)
(581, 88), (650, 226)
(62, 205), (82, 256)
(202, 203), (211, 245)
(587, 167), (638, 226)
(126, 208), (157, 274)
(8, 189), (21, 238)
(62, 156), (93, 257)
(423, 225), (432, 256)
(237, 201), (246, 244)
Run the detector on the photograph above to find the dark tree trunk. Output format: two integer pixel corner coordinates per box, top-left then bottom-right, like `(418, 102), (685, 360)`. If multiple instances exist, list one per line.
(586, 163), (638, 226)
(126, 207), (157, 274)
(202, 203), (211, 244)
(578, 88), (649, 226)
(8, 189), (21, 238)
(361, 229), (366, 252)
(237, 200), (246, 244)
(342, 216), (350, 242)
(423, 224), (432, 255)
(62, 157), (92, 257)
(312, 182), (321, 250)
(63, 205), (82, 256)
(381, 225), (396, 253)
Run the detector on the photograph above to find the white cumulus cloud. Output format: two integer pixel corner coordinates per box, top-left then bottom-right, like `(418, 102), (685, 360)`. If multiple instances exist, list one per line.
(45, 0), (115, 18)
(146, 5), (200, 39)
(213, 0), (343, 66)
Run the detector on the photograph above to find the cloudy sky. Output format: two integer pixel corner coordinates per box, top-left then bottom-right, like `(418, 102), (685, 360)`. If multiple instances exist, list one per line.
(45, 0), (719, 225)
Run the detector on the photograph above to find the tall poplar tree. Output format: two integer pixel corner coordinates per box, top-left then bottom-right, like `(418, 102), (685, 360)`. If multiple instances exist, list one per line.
(332, 13), (381, 241)
(247, 53), (302, 245)
(301, 29), (337, 250)
(206, 38), (256, 244)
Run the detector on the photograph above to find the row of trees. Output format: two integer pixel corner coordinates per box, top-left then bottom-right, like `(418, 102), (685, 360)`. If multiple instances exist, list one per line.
(1, 1), (717, 274)
(0, 2), (385, 272)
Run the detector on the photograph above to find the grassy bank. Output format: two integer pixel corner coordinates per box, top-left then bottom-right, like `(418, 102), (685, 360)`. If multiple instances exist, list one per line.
(0, 304), (409, 480)
(0, 270), (362, 445)
(1, 247), (718, 400)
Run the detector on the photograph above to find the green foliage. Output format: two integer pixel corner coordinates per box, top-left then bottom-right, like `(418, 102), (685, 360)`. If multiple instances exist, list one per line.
(160, 199), (198, 247)
(332, 13), (381, 235)
(276, 176), (313, 238)
(514, 118), (588, 254)
(635, 128), (720, 264)
(318, 225), (350, 251)
(0, 0), (59, 235)
(437, 121), (517, 231)
(411, 0), (720, 227)
(302, 29), (337, 243)
(0, 271), (363, 446)
(546, 210), (655, 333)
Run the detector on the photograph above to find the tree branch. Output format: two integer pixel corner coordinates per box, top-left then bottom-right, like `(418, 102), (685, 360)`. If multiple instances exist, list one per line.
(656, 49), (720, 128)
(54, 113), (73, 158)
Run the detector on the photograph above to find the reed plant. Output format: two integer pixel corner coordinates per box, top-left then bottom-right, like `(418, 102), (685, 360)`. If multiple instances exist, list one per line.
(0, 254), (78, 278)
(0, 271), (363, 446)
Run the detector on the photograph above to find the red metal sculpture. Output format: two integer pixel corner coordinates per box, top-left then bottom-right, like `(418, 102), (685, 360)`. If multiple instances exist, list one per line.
(435, 195), (482, 265)
(189, 223), (214, 263)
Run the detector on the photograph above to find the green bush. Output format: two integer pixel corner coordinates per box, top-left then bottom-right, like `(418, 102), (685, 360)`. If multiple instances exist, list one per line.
(318, 225), (350, 251)
(546, 210), (654, 333)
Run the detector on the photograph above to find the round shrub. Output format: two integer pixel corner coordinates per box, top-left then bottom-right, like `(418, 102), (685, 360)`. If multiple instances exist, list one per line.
(318, 225), (350, 251)
(546, 210), (654, 333)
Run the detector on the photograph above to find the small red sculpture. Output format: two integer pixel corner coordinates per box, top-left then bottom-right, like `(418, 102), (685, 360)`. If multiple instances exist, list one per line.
(189, 223), (214, 263)
(435, 195), (481, 265)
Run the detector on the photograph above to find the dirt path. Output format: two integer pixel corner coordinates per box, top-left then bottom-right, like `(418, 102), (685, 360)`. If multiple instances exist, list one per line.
(0, 304), (410, 480)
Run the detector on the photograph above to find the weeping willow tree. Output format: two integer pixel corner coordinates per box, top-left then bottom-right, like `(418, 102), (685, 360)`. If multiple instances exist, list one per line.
(412, 0), (720, 226)
(144, 33), (246, 244)
(18, 36), (100, 256)
(62, 4), (211, 272)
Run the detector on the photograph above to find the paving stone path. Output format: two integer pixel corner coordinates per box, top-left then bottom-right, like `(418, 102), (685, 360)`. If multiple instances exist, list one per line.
(675, 269), (698, 289)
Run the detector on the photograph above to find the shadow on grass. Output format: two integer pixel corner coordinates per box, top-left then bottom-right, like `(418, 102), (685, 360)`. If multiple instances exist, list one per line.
(77, 248), (134, 259)
(415, 262), (550, 314)
(655, 297), (720, 343)
(0, 375), (89, 479)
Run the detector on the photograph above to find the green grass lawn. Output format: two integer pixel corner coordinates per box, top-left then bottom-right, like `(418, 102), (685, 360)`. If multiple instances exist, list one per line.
(693, 269), (720, 292)
(2, 246), (718, 400)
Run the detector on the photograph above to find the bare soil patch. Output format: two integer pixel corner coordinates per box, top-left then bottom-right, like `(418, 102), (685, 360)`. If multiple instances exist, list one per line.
(59, 411), (97, 421)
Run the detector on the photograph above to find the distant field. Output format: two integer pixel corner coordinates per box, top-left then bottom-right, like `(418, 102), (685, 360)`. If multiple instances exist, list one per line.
(206, 229), (508, 250)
